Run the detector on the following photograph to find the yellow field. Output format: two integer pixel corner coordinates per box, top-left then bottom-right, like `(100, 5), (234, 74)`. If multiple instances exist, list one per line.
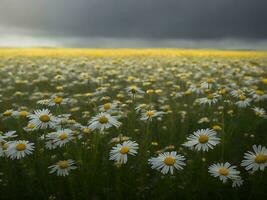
(0, 48), (267, 58)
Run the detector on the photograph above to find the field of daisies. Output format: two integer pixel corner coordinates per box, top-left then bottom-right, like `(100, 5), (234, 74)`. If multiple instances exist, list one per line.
(0, 49), (267, 200)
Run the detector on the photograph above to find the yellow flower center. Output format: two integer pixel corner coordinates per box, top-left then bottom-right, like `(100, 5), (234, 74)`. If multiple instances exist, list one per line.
(164, 156), (176, 166)
(2, 143), (8, 150)
(59, 133), (68, 140)
(207, 94), (214, 100)
(146, 89), (154, 95)
(103, 103), (111, 110)
(255, 90), (264, 95)
(39, 114), (50, 122)
(212, 125), (222, 131)
(261, 78), (267, 84)
(130, 86), (137, 93)
(98, 116), (109, 124)
(54, 96), (62, 104)
(146, 111), (155, 117)
(16, 143), (26, 151)
(255, 154), (267, 164)
(198, 134), (209, 143)
(239, 95), (246, 101)
(3, 111), (12, 116)
(83, 128), (91, 134)
(27, 123), (35, 129)
(196, 83), (201, 88)
(58, 161), (69, 169)
(20, 111), (29, 117)
(120, 146), (129, 154)
(219, 167), (229, 176)
(207, 78), (214, 83)
(255, 112), (263, 117)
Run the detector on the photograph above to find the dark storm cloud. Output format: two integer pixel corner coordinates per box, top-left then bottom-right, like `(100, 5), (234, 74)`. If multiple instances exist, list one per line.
(1, 0), (267, 40)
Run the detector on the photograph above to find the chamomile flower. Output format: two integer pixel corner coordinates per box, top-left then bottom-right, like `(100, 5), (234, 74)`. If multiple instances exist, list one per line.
(252, 107), (267, 118)
(198, 93), (220, 105)
(135, 103), (148, 113)
(183, 128), (220, 151)
(188, 83), (206, 94)
(99, 102), (118, 112)
(109, 140), (139, 164)
(7, 140), (34, 160)
(23, 123), (37, 132)
(88, 112), (121, 131)
(52, 129), (74, 147)
(49, 159), (77, 176)
(251, 90), (267, 102)
(13, 110), (29, 118)
(148, 151), (186, 175)
(140, 110), (165, 121)
(2, 109), (14, 119)
(28, 109), (58, 129)
(48, 95), (70, 107)
(235, 95), (251, 108)
(126, 85), (144, 97)
(0, 142), (9, 157)
(208, 162), (241, 184)
(241, 145), (267, 172)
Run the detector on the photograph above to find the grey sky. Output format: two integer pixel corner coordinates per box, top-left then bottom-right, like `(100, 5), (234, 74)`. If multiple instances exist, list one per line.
(1, 0), (267, 48)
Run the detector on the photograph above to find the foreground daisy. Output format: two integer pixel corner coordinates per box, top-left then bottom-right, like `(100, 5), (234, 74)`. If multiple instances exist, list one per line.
(148, 151), (186, 175)
(7, 140), (34, 160)
(208, 162), (242, 187)
(49, 159), (77, 176)
(28, 109), (58, 129)
(241, 145), (267, 172)
(183, 129), (220, 151)
(88, 112), (121, 131)
(109, 140), (139, 164)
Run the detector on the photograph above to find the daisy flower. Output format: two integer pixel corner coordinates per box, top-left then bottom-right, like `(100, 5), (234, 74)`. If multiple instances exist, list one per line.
(252, 107), (267, 118)
(88, 112), (121, 131)
(126, 85), (144, 97)
(109, 140), (139, 164)
(49, 159), (77, 176)
(183, 128), (220, 151)
(23, 123), (37, 132)
(208, 162), (241, 185)
(251, 90), (267, 102)
(198, 93), (220, 105)
(51, 129), (74, 147)
(48, 95), (70, 107)
(0, 142), (9, 157)
(241, 145), (267, 172)
(235, 95), (251, 108)
(148, 151), (186, 175)
(230, 89), (245, 98)
(2, 109), (15, 119)
(140, 110), (165, 121)
(188, 83), (207, 94)
(13, 110), (29, 118)
(99, 102), (118, 112)
(7, 140), (34, 160)
(28, 109), (58, 129)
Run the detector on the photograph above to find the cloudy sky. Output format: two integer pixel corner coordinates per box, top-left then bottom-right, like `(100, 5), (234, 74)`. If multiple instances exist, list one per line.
(1, 0), (267, 49)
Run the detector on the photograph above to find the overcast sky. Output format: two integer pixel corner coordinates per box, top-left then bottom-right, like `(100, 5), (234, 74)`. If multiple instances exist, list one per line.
(1, 0), (267, 49)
